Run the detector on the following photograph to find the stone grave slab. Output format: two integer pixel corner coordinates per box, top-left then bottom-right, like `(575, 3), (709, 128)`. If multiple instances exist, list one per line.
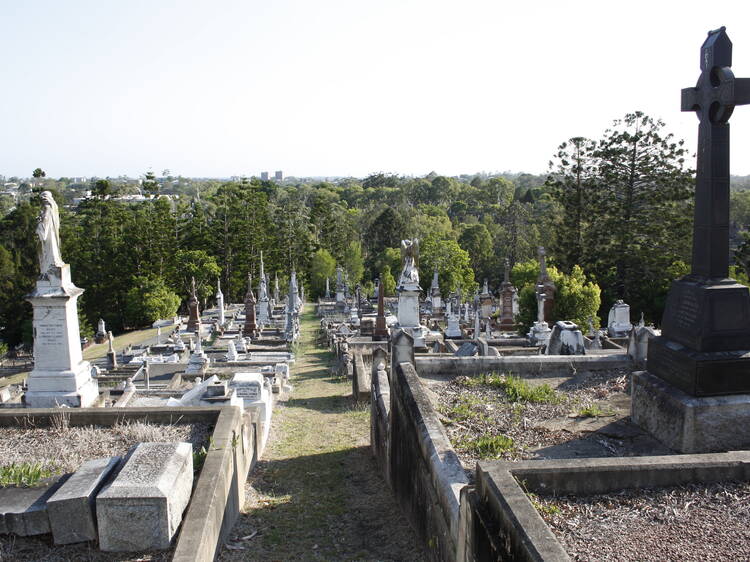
(454, 342), (478, 357)
(0, 476), (66, 536)
(96, 442), (193, 551)
(47, 456), (120, 544)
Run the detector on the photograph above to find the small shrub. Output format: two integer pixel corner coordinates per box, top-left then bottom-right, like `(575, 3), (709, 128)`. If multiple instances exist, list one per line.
(463, 434), (515, 458)
(0, 463), (53, 488)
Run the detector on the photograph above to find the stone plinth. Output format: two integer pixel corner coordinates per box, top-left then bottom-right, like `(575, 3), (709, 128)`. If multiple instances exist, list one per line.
(47, 456), (120, 544)
(0, 476), (65, 536)
(631, 371), (750, 453)
(25, 265), (98, 408)
(528, 321), (551, 347)
(97, 442), (193, 551)
(397, 285), (420, 328)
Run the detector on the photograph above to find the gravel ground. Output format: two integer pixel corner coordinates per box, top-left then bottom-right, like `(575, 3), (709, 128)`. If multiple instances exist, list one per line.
(432, 369), (631, 470)
(536, 481), (750, 561)
(0, 421), (212, 561)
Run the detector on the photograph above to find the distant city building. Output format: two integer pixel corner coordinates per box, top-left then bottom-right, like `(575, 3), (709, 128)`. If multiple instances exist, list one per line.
(274, 170), (283, 181)
(260, 171), (269, 181)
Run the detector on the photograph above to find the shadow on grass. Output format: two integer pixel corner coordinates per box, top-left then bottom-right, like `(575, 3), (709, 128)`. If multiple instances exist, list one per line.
(284, 393), (360, 414)
(222, 446), (425, 561)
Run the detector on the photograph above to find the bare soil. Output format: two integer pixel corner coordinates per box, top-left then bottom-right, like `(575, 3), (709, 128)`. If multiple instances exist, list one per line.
(219, 309), (424, 561)
(426, 368), (672, 476)
(536, 481), (750, 561)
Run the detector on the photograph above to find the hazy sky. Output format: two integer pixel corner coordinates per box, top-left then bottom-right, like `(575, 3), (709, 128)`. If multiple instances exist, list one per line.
(2, 1), (750, 179)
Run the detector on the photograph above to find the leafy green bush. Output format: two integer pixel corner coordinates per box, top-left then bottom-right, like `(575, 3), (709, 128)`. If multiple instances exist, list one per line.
(513, 261), (601, 334)
(500, 375), (560, 404)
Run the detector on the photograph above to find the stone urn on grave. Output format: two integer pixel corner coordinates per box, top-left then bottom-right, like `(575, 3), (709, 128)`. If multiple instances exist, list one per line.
(25, 191), (99, 408)
(632, 27), (750, 453)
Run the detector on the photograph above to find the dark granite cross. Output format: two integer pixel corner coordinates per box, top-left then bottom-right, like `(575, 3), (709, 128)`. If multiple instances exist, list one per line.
(681, 27), (750, 279)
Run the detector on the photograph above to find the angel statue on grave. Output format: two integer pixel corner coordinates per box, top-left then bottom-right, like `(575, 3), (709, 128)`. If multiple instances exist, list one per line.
(399, 238), (420, 285)
(36, 191), (65, 274)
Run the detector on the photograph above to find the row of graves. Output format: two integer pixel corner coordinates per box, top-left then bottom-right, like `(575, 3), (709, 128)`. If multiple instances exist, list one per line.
(321, 30), (750, 558)
(0, 224), (302, 558)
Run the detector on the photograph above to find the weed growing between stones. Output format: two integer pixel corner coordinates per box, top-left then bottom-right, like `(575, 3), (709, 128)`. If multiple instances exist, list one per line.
(575, 404), (614, 418)
(0, 462), (53, 488)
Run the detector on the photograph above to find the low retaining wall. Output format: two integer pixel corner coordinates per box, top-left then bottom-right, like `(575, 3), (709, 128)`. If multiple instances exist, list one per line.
(458, 452), (750, 562)
(352, 351), (371, 401)
(372, 359), (468, 561)
(416, 353), (631, 377)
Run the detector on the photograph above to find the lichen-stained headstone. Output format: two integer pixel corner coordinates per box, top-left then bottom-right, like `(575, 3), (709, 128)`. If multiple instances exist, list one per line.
(96, 442), (193, 552)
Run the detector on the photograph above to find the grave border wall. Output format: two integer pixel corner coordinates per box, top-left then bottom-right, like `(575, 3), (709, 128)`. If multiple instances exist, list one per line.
(458, 452), (750, 562)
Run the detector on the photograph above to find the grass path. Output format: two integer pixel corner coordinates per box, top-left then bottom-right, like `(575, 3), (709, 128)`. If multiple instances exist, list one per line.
(220, 308), (424, 561)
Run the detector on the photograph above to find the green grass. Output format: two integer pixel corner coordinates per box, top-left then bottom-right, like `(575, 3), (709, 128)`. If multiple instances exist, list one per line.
(0, 463), (53, 488)
(528, 492), (562, 516)
(576, 404), (613, 418)
(462, 373), (561, 404)
(461, 434), (515, 458)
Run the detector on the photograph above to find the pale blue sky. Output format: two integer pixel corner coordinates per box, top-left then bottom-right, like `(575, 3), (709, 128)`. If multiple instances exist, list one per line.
(1, 0), (750, 179)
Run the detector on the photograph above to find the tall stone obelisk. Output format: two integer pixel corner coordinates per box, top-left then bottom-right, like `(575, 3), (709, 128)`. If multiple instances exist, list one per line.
(25, 191), (99, 408)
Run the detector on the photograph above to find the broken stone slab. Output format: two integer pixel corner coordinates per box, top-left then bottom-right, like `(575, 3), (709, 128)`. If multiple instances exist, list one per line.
(47, 456), (120, 544)
(454, 342), (478, 357)
(96, 442), (193, 552)
(0, 476), (66, 536)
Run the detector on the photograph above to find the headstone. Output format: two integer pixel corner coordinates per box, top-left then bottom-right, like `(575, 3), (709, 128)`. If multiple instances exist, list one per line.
(335, 266), (346, 305)
(97, 442), (193, 551)
(243, 273), (258, 337)
(95, 318), (106, 344)
(607, 299), (633, 337)
(230, 371), (263, 402)
(445, 313), (462, 339)
(537, 247), (556, 319)
(546, 321), (586, 355)
(186, 276), (200, 332)
(216, 278), (225, 326)
(24, 191), (99, 408)
(498, 258), (517, 330)
(47, 456), (120, 544)
(226, 340), (239, 361)
(430, 268), (442, 313)
(632, 27), (750, 453)
(374, 275), (389, 341)
(479, 279), (494, 319)
(628, 324), (660, 368)
(527, 282), (551, 347)
(397, 239), (421, 328)
(106, 330), (117, 368)
(257, 253), (270, 326)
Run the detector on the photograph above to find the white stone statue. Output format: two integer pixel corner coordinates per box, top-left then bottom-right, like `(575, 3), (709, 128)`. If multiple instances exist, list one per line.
(36, 191), (64, 274)
(399, 239), (420, 286)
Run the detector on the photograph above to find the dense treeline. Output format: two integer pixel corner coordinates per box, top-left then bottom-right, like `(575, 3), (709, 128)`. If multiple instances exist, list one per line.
(0, 111), (730, 348)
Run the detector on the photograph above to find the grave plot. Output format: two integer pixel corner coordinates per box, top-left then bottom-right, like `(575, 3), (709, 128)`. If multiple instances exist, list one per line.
(0, 419), (212, 561)
(430, 368), (669, 473)
(534, 480), (750, 560)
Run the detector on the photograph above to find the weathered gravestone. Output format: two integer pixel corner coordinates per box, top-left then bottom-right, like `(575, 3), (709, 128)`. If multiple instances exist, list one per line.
(633, 27), (750, 452)
(546, 321), (586, 355)
(97, 442), (193, 551)
(498, 258), (517, 331)
(607, 299), (633, 337)
(186, 276), (200, 333)
(47, 456), (120, 544)
(25, 191), (99, 408)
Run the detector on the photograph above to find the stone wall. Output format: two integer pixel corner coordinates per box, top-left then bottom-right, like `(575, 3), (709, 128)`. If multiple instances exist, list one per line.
(372, 359), (468, 561)
(415, 354), (631, 378)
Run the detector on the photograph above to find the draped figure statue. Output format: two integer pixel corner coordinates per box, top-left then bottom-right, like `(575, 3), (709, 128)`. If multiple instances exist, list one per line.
(36, 191), (64, 274)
